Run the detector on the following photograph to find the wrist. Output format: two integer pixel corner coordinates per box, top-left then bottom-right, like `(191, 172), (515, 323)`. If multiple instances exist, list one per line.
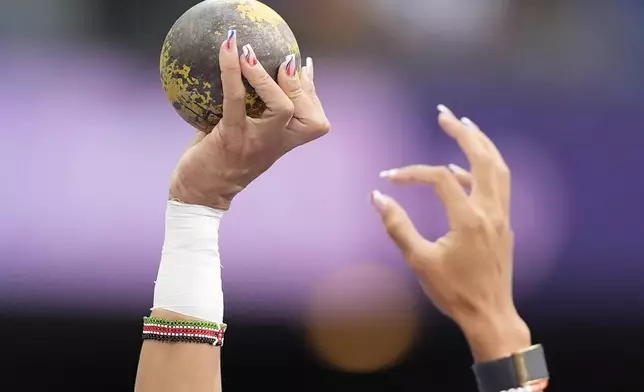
(169, 187), (234, 211)
(152, 201), (225, 324)
(459, 309), (531, 363)
(170, 174), (239, 211)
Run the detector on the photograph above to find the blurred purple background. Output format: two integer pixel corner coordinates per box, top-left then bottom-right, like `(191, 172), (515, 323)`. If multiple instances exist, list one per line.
(0, 47), (571, 312)
(1, 1), (643, 391)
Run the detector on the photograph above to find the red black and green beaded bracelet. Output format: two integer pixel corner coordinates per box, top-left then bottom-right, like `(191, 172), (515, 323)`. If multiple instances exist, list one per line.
(142, 317), (227, 346)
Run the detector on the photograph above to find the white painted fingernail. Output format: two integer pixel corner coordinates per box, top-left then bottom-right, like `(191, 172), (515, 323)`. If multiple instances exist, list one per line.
(379, 169), (399, 178)
(371, 190), (388, 213)
(461, 117), (475, 127)
(437, 104), (454, 116)
(448, 163), (468, 175)
(306, 57), (314, 80)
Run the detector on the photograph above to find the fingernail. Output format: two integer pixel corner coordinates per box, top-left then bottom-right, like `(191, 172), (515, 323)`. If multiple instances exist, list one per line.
(371, 190), (388, 213)
(379, 169), (399, 178)
(285, 54), (296, 77)
(437, 104), (454, 116)
(306, 57), (314, 80)
(242, 44), (257, 65)
(461, 117), (475, 127)
(226, 30), (236, 50)
(448, 163), (468, 175)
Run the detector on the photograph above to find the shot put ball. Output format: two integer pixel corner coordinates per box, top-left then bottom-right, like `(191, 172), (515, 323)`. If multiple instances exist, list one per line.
(160, 0), (301, 130)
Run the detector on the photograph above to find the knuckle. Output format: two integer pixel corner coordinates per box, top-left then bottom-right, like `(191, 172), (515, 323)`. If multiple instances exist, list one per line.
(385, 216), (404, 234)
(408, 164), (429, 171)
(432, 166), (455, 190)
(463, 210), (486, 231)
(403, 165), (430, 181)
(226, 91), (246, 104)
(407, 248), (425, 267)
(489, 215), (508, 233)
(284, 101), (296, 115)
(315, 118), (331, 134)
(385, 215), (410, 240)
(478, 153), (494, 168)
(497, 164), (511, 179)
(220, 63), (240, 74)
(287, 85), (304, 99)
(435, 166), (452, 182)
(255, 72), (272, 87)
(275, 100), (295, 117)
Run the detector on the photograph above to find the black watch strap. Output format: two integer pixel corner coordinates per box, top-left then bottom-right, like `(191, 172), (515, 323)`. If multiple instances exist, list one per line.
(472, 344), (549, 392)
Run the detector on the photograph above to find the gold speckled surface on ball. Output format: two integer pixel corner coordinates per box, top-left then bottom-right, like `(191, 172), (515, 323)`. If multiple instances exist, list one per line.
(160, 0), (301, 131)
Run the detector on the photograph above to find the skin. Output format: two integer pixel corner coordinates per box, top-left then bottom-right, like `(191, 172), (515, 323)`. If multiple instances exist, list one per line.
(136, 34), (532, 392)
(373, 106), (531, 362)
(134, 33), (329, 392)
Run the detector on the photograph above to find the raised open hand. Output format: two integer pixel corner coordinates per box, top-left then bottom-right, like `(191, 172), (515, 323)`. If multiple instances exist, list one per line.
(372, 105), (529, 361)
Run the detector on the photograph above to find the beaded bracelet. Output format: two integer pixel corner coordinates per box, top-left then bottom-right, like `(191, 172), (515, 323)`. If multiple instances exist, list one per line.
(142, 317), (227, 346)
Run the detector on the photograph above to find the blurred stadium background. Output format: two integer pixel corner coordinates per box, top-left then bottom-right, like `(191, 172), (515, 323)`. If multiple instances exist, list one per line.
(1, 0), (643, 390)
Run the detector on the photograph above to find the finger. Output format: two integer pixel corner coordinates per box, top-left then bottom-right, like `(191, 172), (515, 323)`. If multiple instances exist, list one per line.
(379, 165), (473, 229)
(371, 190), (433, 263)
(240, 45), (294, 120)
(460, 117), (511, 216)
(277, 56), (317, 99)
(461, 117), (508, 171)
(437, 105), (499, 206)
(301, 56), (316, 94)
(220, 30), (247, 128)
(277, 54), (306, 102)
(277, 56), (330, 136)
(447, 163), (472, 189)
(306, 56), (314, 81)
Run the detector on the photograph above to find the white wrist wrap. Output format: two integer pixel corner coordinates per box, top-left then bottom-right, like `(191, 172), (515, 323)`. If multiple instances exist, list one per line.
(152, 200), (225, 324)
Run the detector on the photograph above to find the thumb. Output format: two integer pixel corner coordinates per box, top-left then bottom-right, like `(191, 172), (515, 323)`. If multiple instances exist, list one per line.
(371, 190), (425, 259)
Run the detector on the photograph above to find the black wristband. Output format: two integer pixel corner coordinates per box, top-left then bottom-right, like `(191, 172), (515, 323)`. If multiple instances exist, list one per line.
(472, 344), (549, 392)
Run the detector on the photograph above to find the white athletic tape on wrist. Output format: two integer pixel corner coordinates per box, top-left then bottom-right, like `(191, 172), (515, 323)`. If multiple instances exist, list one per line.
(152, 200), (224, 324)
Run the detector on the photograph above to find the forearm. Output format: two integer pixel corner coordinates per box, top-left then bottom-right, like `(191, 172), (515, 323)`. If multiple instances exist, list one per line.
(135, 310), (221, 392)
(135, 201), (225, 392)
